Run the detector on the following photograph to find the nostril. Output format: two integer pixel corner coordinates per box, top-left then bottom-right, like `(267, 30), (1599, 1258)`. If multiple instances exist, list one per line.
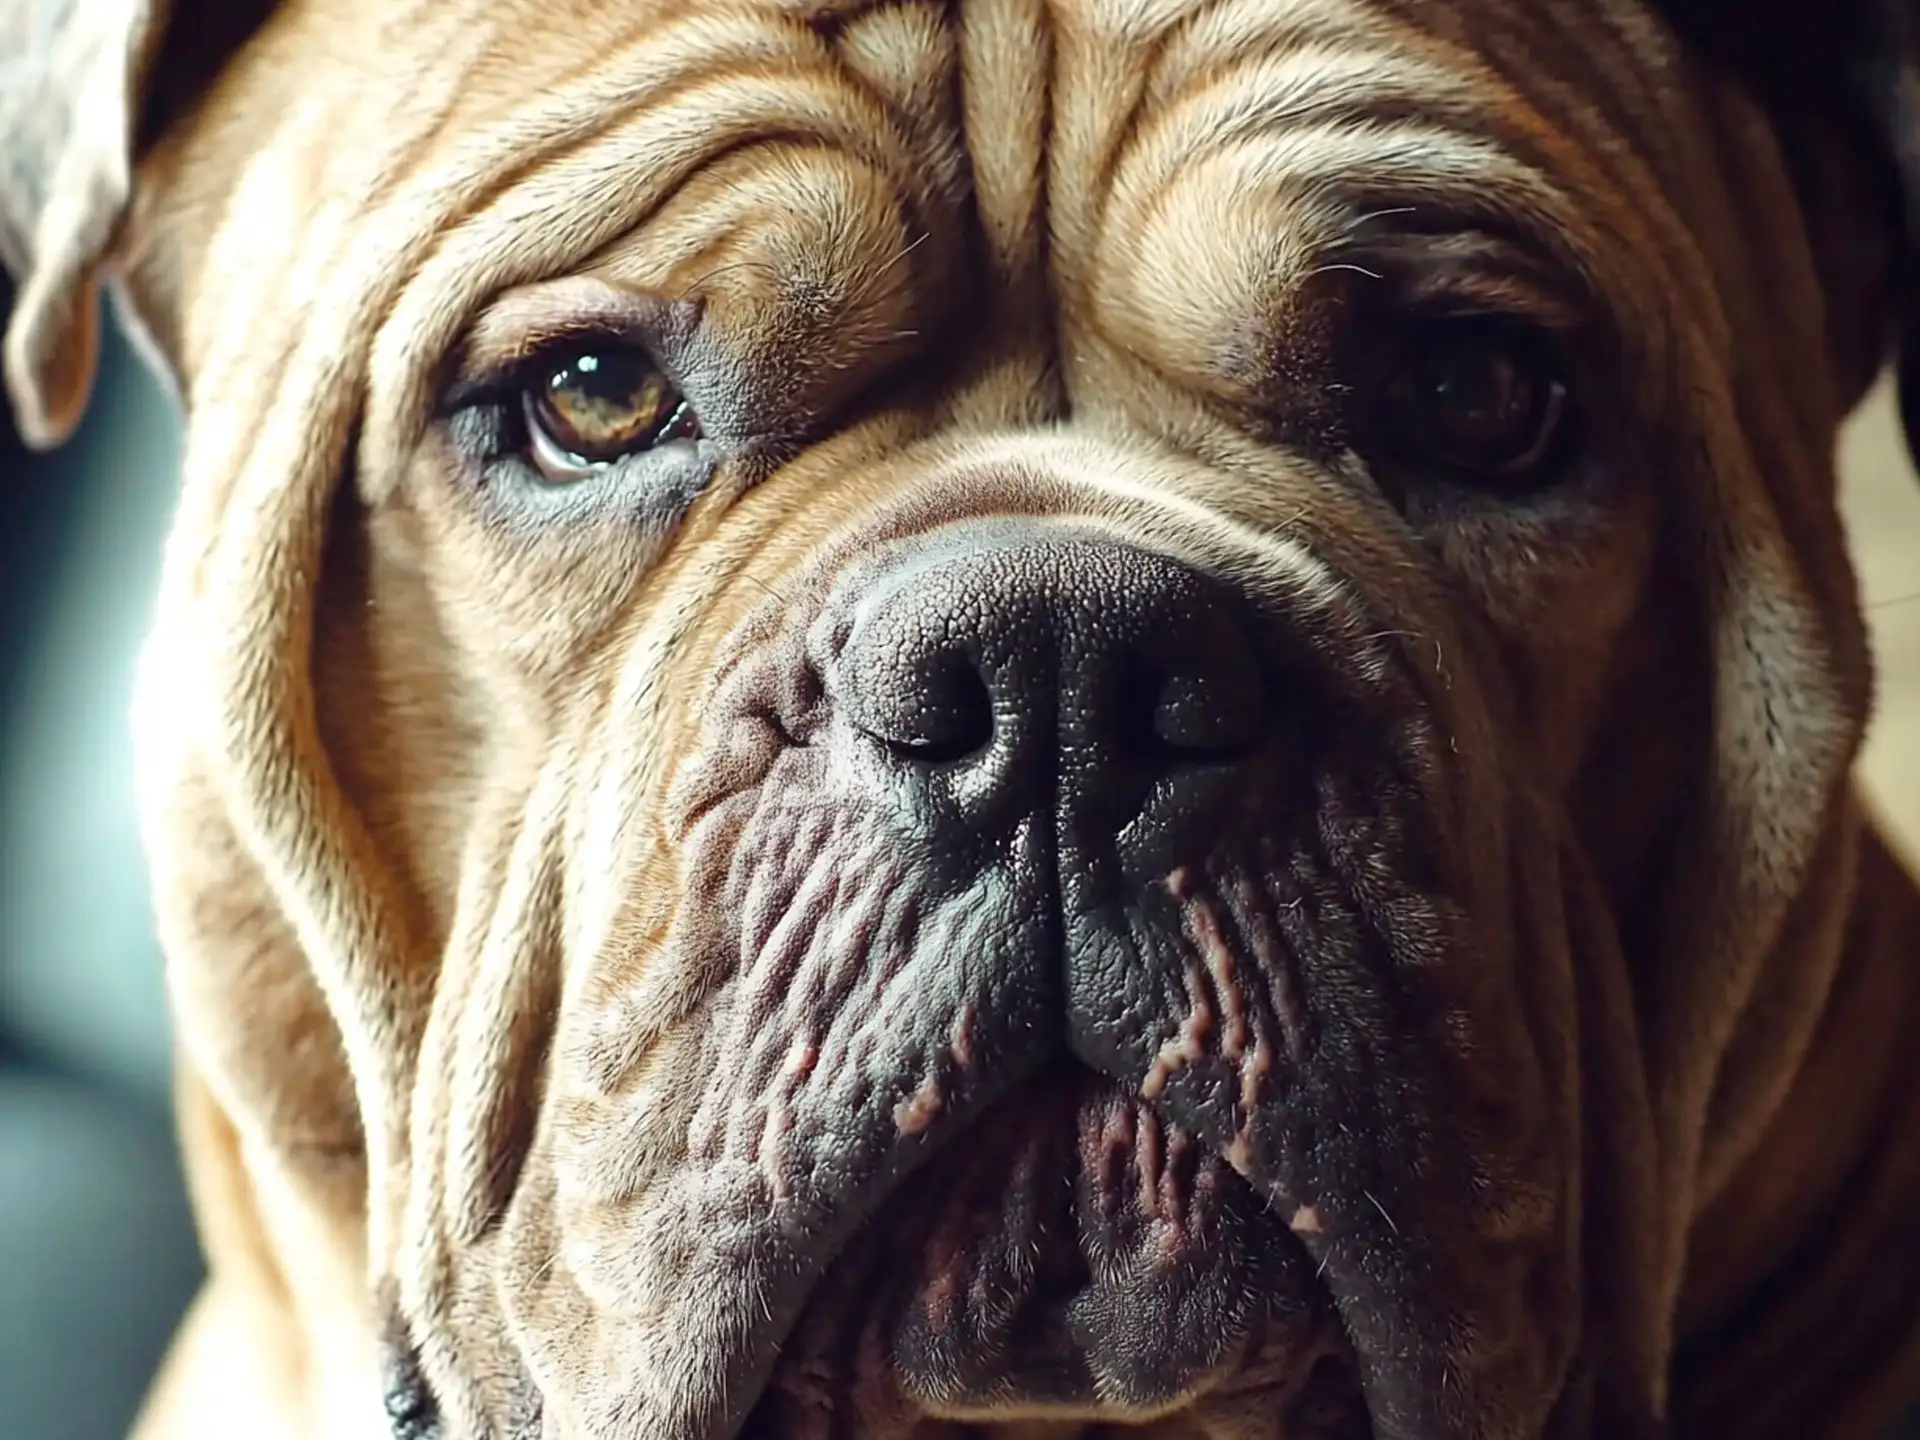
(1154, 665), (1267, 758)
(861, 650), (997, 765)
(825, 528), (1276, 787)
(1113, 658), (1268, 766)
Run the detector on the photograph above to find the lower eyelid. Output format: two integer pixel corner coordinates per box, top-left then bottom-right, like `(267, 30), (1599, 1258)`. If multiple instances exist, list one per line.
(525, 407), (615, 481)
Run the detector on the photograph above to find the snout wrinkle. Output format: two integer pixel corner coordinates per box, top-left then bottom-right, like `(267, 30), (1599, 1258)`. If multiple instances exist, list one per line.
(515, 510), (1572, 1440)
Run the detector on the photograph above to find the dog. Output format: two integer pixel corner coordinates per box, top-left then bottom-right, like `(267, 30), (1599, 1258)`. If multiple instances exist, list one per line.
(6, 0), (1920, 1436)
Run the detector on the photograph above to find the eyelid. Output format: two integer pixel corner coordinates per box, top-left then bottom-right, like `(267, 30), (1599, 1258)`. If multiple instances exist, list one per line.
(441, 280), (703, 411)
(442, 329), (664, 413)
(1396, 302), (1578, 345)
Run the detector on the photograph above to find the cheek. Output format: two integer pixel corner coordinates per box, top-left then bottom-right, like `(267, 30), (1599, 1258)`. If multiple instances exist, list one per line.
(1422, 494), (1659, 785)
(315, 509), (513, 941)
(391, 441), (691, 696)
(545, 643), (715, 1000)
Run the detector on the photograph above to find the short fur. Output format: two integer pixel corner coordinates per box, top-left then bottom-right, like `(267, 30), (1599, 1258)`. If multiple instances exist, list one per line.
(4, 2), (1920, 1438)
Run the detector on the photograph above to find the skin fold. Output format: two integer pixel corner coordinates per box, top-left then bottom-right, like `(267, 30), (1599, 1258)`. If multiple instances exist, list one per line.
(3, 1), (1920, 1438)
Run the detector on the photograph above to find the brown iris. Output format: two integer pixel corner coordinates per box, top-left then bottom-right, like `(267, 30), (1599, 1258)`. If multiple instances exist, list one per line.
(523, 348), (698, 480)
(1388, 322), (1568, 480)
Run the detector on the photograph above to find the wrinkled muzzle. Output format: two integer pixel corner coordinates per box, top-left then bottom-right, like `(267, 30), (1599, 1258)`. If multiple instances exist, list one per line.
(494, 480), (1598, 1440)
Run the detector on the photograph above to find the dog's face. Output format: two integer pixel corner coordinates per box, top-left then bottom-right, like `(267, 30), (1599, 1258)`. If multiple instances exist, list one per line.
(6, 0), (1910, 1437)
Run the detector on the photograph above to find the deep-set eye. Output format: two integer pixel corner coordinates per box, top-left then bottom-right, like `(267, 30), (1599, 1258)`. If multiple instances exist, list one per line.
(522, 348), (701, 484)
(1383, 322), (1569, 482)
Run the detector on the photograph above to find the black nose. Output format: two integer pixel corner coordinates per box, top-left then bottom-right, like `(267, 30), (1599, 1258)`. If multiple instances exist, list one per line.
(821, 520), (1273, 864)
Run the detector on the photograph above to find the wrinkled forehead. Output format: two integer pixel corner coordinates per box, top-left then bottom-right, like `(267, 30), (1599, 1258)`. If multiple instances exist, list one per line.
(167, 0), (1727, 491)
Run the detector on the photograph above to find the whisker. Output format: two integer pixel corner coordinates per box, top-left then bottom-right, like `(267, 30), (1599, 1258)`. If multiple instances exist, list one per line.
(1867, 589), (1920, 613)
(742, 570), (791, 608)
(1353, 205), (1418, 227)
(1306, 261), (1383, 280)
(835, 229), (935, 318)
(1361, 629), (1451, 687)
(1362, 1188), (1401, 1236)
(671, 256), (786, 302)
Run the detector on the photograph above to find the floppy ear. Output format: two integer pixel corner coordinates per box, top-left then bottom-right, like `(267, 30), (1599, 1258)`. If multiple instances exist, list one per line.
(1659, 0), (1920, 451)
(0, 0), (270, 447)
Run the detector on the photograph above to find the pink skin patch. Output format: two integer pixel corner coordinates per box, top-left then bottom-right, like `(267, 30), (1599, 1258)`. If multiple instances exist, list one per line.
(949, 1002), (976, 1072)
(1141, 962), (1217, 1101)
(893, 1075), (945, 1135)
(1143, 867), (1281, 1121)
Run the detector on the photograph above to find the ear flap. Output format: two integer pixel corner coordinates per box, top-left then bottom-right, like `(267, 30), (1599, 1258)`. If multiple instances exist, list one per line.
(0, 0), (167, 447)
(0, 0), (271, 448)
(1659, 0), (1920, 458)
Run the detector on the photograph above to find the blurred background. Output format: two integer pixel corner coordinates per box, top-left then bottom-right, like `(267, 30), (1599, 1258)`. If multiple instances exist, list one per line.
(0, 280), (201, 1440)
(0, 282), (1918, 1440)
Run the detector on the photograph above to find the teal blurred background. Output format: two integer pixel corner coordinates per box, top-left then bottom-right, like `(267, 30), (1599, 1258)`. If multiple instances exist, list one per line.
(0, 280), (203, 1440)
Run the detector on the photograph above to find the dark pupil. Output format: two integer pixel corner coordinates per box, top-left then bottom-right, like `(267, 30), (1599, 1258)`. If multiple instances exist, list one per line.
(551, 352), (650, 408)
(1418, 343), (1535, 456)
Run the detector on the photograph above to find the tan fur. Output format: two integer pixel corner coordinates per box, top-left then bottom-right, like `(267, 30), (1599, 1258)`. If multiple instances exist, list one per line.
(5, 0), (1920, 1437)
